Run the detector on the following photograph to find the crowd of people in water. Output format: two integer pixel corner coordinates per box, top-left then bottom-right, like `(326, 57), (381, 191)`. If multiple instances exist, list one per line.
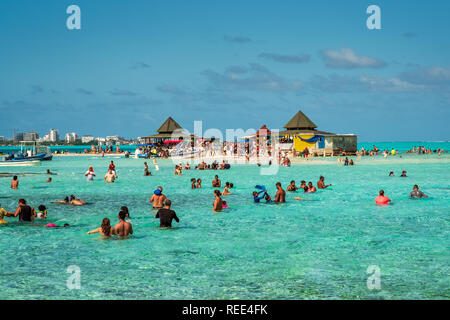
(1, 143), (443, 235)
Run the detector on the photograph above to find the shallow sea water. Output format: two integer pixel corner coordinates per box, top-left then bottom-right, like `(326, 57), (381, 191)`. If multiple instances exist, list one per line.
(0, 152), (449, 299)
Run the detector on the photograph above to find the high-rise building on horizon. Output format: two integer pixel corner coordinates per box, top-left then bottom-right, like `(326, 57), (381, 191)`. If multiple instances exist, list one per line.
(65, 132), (78, 143)
(49, 129), (59, 142)
(81, 135), (94, 144)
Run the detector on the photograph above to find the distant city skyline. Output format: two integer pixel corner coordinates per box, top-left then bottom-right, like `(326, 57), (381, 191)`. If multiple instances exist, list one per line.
(1, 0), (449, 142)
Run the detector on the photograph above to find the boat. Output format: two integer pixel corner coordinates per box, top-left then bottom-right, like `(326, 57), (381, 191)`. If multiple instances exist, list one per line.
(0, 158), (41, 167)
(7, 141), (53, 161)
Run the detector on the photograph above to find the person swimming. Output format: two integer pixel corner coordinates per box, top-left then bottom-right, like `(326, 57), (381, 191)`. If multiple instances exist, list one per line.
(115, 210), (133, 237)
(317, 176), (331, 189)
(287, 180), (298, 191)
(222, 182), (231, 196)
(274, 182), (286, 203)
(87, 217), (114, 237)
(149, 186), (167, 209)
(400, 171), (407, 177)
(36, 205), (47, 219)
(0, 203), (8, 224)
(155, 199), (179, 228)
(375, 190), (391, 205)
(410, 185), (428, 199)
(213, 190), (223, 212)
(85, 166), (95, 181)
(222, 201), (229, 209)
(307, 182), (317, 193)
(389, 171), (394, 176)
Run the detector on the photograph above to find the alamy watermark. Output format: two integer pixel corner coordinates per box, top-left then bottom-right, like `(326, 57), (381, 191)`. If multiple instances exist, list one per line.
(66, 265), (81, 290)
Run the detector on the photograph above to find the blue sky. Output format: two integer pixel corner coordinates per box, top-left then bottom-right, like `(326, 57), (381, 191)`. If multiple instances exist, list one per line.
(0, 0), (449, 141)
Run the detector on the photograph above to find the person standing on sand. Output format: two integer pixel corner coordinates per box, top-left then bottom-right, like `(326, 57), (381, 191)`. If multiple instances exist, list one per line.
(317, 176), (332, 189)
(213, 190), (223, 212)
(11, 176), (19, 189)
(274, 182), (286, 203)
(149, 186), (167, 209)
(155, 200), (179, 228)
(115, 210), (133, 237)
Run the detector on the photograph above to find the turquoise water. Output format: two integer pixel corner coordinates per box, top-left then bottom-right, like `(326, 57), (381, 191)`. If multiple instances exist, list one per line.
(0, 149), (449, 299)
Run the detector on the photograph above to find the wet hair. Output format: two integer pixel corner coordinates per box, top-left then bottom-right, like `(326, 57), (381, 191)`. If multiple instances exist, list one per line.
(164, 199), (172, 207)
(19, 198), (26, 204)
(276, 182), (281, 187)
(214, 190), (221, 196)
(120, 206), (130, 217)
(230, 183), (234, 188)
(101, 218), (112, 235)
(413, 185), (419, 189)
(13, 176), (18, 180)
(191, 178), (196, 182)
(38, 205), (46, 211)
(226, 182), (230, 187)
(379, 190), (385, 195)
(64, 196), (69, 202)
(119, 210), (126, 220)
(290, 180), (295, 184)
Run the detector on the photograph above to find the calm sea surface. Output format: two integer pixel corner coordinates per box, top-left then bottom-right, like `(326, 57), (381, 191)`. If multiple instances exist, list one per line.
(0, 142), (449, 299)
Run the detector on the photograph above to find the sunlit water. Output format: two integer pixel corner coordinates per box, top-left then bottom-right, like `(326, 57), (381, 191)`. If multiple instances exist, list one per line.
(0, 147), (449, 299)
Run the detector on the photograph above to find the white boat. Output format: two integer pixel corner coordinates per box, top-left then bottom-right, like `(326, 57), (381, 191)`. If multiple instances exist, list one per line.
(0, 159), (41, 167)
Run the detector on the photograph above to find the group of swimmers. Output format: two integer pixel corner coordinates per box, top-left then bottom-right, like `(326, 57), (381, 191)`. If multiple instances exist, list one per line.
(375, 185), (428, 205)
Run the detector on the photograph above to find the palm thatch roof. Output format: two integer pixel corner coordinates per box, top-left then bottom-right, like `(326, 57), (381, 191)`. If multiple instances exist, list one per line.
(284, 110), (317, 130)
(157, 117), (183, 133)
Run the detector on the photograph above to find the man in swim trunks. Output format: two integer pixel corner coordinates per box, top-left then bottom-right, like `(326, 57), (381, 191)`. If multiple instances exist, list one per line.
(274, 182), (286, 203)
(375, 190), (391, 205)
(212, 175), (221, 187)
(213, 190), (223, 212)
(317, 176), (332, 189)
(155, 199), (179, 228)
(115, 210), (133, 237)
(104, 169), (117, 183)
(287, 180), (298, 191)
(410, 185), (428, 198)
(149, 186), (167, 209)
(11, 176), (19, 189)
(7, 199), (36, 222)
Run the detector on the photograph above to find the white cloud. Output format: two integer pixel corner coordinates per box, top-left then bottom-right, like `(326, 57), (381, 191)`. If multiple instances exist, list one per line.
(321, 47), (387, 69)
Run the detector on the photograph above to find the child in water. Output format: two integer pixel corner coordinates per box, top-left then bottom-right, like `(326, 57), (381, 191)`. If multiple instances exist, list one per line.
(0, 203), (8, 224)
(36, 205), (47, 219)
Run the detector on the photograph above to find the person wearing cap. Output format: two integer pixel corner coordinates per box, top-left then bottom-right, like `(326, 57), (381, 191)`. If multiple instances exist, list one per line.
(400, 171), (407, 177)
(149, 186), (167, 209)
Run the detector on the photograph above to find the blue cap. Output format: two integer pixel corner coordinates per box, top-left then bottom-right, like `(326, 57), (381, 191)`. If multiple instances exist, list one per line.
(154, 189), (161, 195)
